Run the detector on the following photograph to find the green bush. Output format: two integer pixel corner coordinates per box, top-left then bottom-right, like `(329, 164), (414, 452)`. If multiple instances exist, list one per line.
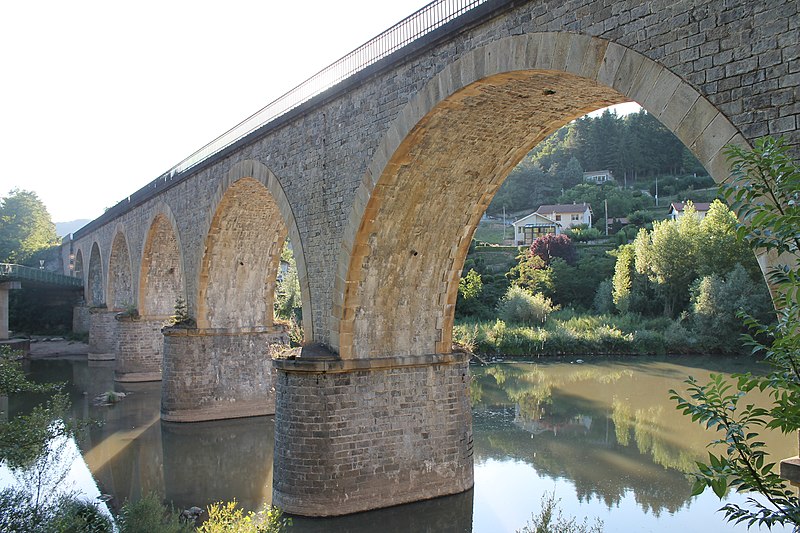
(498, 286), (558, 325)
(117, 493), (192, 533)
(198, 500), (290, 533)
(0, 489), (113, 533)
(632, 330), (665, 354)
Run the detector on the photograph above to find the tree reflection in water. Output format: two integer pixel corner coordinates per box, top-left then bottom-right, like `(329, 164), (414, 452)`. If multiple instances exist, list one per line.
(471, 357), (796, 518)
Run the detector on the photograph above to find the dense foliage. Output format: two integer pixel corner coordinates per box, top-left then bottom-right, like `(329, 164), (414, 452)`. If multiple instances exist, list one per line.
(671, 137), (800, 529)
(0, 189), (59, 264)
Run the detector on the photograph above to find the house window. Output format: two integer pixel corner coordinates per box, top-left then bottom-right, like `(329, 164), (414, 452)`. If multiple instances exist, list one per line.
(518, 227), (522, 234)
(571, 214), (580, 221)
(555, 214), (561, 221)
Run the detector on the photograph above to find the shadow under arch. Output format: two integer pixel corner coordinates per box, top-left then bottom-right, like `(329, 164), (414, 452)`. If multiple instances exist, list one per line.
(106, 225), (134, 312)
(73, 248), (84, 291)
(86, 241), (104, 306)
(195, 160), (311, 334)
(333, 32), (749, 359)
(138, 203), (186, 318)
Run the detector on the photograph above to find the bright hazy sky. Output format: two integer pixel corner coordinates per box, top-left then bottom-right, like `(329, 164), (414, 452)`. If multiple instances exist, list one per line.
(1, 1), (637, 223)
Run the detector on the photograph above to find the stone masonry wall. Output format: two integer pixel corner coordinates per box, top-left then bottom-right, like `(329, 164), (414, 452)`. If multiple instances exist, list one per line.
(72, 305), (89, 334)
(272, 355), (473, 516)
(114, 316), (165, 382)
(161, 327), (288, 422)
(88, 308), (116, 360)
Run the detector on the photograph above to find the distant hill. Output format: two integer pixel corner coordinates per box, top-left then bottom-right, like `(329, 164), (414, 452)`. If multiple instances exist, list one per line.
(55, 219), (91, 237)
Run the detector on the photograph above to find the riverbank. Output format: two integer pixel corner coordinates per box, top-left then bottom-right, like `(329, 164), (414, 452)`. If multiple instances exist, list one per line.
(453, 312), (738, 357)
(28, 337), (89, 358)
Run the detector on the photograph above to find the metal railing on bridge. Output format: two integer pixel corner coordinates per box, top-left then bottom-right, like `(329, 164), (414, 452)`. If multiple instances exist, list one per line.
(76, 0), (508, 239)
(167, 0), (491, 176)
(0, 263), (83, 288)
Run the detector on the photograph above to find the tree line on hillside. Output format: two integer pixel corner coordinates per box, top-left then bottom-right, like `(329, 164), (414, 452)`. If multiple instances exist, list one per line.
(488, 109), (710, 217)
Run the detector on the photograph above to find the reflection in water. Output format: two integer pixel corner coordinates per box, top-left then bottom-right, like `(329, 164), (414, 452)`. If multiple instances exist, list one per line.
(3, 356), (795, 532)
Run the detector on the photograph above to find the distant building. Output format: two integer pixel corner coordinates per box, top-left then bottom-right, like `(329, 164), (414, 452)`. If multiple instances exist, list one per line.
(536, 203), (592, 230)
(511, 203), (594, 245)
(668, 201), (711, 220)
(511, 212), (559, 246)
(583, 170), (614, 184)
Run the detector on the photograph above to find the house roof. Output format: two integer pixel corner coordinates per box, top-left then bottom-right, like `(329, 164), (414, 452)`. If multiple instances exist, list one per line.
(512, 212), (559, 226)
(535, 203), (593, 215)
(669, 201), (711, 213)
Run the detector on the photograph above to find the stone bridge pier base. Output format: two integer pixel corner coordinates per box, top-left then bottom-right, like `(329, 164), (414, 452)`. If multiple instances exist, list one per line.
(115, 315), (167, 382)
(88, 308), (117, 361)
(272, 352), (473, 517)
(161, 326), (288, 422)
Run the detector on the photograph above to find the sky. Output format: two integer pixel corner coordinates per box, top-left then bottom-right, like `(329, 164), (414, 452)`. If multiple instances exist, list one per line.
(1, 1), (638, 223)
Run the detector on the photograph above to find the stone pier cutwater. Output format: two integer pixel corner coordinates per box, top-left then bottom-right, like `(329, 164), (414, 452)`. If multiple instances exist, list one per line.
(88, 307), (117, 361)
(161, 326), (289, 422)
(272, 351), (473, 516)
(114, 315), (168, 382)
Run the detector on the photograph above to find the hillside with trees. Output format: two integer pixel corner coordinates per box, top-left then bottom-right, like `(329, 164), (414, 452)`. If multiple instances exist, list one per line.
(488, 109), (712, 220)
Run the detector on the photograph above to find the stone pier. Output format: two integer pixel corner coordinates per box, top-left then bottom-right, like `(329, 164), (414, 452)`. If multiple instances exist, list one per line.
(161, 326), (288, 422)
(88, 307), (117, 361)
(272, 352), (473, 517)
(114, 315), (167, 382)
(72, 305), (90, 334)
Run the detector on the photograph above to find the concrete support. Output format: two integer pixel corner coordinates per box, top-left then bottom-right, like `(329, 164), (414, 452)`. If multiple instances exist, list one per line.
(72, 305), (90, 334)
(272, 352), (473, 517)
(88, 308), (117, 360)
(0, 281), (21, 340)
(115, 316), (166, 382)
(161, 326), (288, 422)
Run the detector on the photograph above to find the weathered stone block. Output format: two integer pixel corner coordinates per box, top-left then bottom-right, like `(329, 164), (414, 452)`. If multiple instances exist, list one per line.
(88, 308), (116, 361)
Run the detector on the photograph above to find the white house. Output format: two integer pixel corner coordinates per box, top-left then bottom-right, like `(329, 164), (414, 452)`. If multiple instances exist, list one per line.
(511, 212), (560, 246)
(668, 201), (711, 220)
(583, 170), (614, 184)
(536, 203), (592, 231)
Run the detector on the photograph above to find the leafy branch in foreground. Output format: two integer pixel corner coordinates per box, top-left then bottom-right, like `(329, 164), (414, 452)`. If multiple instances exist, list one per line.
(670, 137), (800, 529)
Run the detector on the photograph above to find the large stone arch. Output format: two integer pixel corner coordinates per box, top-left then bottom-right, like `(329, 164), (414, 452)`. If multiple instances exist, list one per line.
(139, 204), (185, 318)
(87, 242), (104, 307)
(106, 227), (134, 312)
(332, 32), (748, 359)
(196, 160), (309, 333)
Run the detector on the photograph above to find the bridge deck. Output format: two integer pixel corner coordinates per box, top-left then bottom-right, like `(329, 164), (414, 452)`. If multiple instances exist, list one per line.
(0, 263), (83, 288)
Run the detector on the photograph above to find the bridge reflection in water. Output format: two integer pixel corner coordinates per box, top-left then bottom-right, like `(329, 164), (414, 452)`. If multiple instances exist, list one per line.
(4, 356), (795, 532)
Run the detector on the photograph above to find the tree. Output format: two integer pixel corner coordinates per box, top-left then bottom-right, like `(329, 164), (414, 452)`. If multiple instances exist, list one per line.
(633, 208), (701, 317)
(0, 189), (59, 264)
(671, 137), (800, 529)
(529, 233), (577, 266)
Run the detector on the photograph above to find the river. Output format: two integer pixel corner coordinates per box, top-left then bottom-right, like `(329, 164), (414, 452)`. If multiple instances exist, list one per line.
(2, 355), (795, 532)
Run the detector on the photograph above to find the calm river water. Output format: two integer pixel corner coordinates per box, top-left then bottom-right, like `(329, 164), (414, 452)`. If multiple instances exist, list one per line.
(3, 355), (796, 532)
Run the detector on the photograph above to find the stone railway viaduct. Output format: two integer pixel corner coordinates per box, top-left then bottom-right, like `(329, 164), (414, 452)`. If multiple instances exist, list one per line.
(59, 0), (797, 517)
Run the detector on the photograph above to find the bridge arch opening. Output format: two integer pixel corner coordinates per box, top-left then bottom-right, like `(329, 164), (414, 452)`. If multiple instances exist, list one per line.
(139, 210), (184, 318)
(333, 33), (747, 359)
(197, 176), (288, 330)
(107, 230), (133, 312)
(87, 242), (104, 306)
(73, 249), (84, 286)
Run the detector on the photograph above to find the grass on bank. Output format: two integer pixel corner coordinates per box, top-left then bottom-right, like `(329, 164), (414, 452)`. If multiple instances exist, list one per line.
(454, 309), (709, 357)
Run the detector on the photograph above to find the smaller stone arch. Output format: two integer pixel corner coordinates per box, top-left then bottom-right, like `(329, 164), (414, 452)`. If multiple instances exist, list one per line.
(87, 242), (104, 307)
(138, 204), (185, 318)
(73, 248), (84, 285)
(196, 160), (311, 335)
(106, 227), (134, 312)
